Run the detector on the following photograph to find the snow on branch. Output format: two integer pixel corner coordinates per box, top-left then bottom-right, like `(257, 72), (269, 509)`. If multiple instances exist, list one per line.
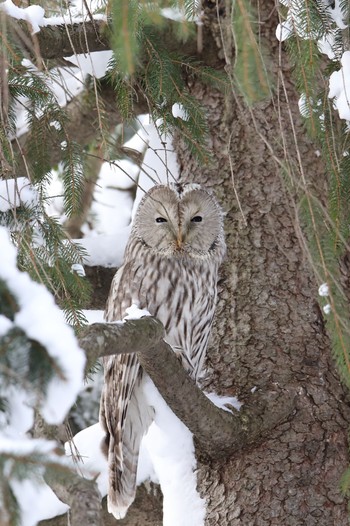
(78, 318), (296, 460)
(2, 0), (108, 54)
(6, 11), (202, 62)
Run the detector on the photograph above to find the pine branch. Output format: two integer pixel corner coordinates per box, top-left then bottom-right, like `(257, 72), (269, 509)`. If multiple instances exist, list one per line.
(78, 318), (296, 460)
(12, 17), (217, 65)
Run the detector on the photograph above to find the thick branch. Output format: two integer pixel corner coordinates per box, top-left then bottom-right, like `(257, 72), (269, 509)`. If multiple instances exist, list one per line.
(79, 317), (165, 373)
(78, 319), (296, 460)
(15, 18), (203, 61)
(10, 16), (221, 68)
(44, 468), (102, 526)
(14, 18), (110, 59)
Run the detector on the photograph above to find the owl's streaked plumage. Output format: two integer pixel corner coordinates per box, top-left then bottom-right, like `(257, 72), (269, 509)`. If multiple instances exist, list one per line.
(99, 183), (226, 519)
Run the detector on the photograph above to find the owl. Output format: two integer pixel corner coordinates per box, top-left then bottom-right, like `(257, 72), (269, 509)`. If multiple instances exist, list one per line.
(99, 183), (226, 519)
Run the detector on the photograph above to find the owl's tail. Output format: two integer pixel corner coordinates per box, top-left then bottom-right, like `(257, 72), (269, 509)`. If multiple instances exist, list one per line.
(106, 381), (154, 520)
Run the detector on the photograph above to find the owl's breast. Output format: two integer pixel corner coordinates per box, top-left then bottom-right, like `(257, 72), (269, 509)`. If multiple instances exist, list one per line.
(134, 257), (218, 380)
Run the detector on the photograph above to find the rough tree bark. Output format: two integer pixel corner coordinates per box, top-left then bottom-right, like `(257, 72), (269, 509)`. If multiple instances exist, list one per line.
(170, 2), (350, 525)
(28, 1), (350, 525)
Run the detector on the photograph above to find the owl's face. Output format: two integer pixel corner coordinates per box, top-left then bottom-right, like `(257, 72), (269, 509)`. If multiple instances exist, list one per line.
(134, 184), (224, 259)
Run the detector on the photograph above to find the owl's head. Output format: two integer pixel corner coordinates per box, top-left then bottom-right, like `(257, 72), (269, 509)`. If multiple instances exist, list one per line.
(132, 183), (225, 260)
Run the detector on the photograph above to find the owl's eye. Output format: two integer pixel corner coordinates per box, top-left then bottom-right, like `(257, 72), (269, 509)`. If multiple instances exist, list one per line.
(155, 217), (167, 223)
(191, 216), (203, 223)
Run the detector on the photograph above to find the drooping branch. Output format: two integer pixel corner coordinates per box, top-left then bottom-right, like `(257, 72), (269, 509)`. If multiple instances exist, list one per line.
(78, 318), (296, 460)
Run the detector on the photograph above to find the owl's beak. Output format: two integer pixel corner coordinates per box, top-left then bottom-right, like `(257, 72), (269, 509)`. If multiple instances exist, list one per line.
(176, 229), (183, 249)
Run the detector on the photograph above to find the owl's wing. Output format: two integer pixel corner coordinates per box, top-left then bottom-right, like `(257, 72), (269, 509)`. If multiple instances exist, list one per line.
(99, 263), (153, 519)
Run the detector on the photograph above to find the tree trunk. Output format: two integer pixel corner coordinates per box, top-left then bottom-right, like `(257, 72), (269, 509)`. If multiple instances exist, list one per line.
(172, 3), (350, 525)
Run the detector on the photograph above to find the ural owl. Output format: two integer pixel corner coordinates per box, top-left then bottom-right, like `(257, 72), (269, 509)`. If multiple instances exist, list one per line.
(100, 183), (226, 519)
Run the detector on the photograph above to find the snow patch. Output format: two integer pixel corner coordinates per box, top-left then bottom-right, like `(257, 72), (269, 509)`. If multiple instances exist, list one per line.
(205, 391), (242, 412)
(0, 227), (86, 424)
(0, 177), (38, 212)
(323, 304), (331, 314)
(76, 230), (130, 267)
(329, 51), (350, 121)
(142, 376), (206, 526)
(124, 304), (151, 320)
(318, 282), (329, 297)
(65, 422), (108, 497)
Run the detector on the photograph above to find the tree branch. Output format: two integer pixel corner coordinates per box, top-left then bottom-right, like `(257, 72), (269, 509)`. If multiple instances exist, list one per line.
(44, 468), (103, 526)
(10, 16), (220, 66)
(14, 18), (110, 59)
(14, 18), (201, 61)
(78, 318), (296, 460)
(79, 317), (165, 374)
(33, 413), (102, 526)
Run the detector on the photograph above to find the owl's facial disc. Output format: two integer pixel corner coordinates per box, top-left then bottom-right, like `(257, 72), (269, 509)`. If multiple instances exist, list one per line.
(136, 186), (222, 258)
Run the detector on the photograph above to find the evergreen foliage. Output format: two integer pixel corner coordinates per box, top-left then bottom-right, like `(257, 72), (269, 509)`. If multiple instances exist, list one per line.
(108, 1), (227, 162)
(277, 0), (350, 394)
(232, 0), (271, 103)
(1, 32), (90, 327)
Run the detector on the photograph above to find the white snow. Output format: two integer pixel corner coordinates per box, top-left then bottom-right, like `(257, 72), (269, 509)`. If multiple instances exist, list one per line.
(66, 361), (212, 526)
(0, 1), (45, 34)
(65, 50), (113, 80)
(329, 51), (350, 121)
(76, 230), (130, 267)
(318, 282), (329, 297)
(4, 386), (34, 435)
(65, 422), (108, 497)
(0, 436), (57, 456)
(205, 391), (242, 412)
(124, 304), (151, 320)
(0, 226), (89, 525)
(276, 1), (348, 49)
(142, 376), (206, 526)
(276, 20), (293, 42)
(323, 303), (331, 314)
(317, 31), (337, 60)
(0, 439), (71, 525)
(71, 263), (86, 277)
(298, 93), (311, 118)
(0, 177), (38, 212)
(328, 0), (348, 30)
(88, 161), (136, 236)
(0, 314), (13, 336)
(11, 477), (69, 526)
(172, 103), (190, 121)
(132, 117), (180, 217)
(0, 1), (106, 35)
(82, 310), (105, 324)
(0, 227), (86, 424)
(98, 159), (140, 190)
